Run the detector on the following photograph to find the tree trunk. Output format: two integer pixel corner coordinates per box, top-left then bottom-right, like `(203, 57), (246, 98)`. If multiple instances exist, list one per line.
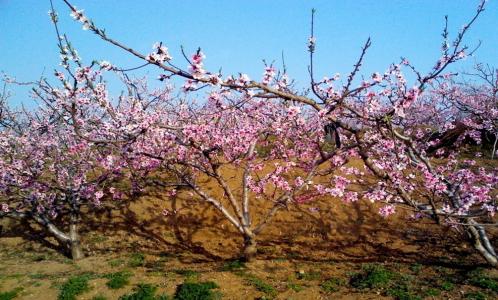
(69, 213), (84, 260)
(241, 235), (257, 262)
(466, 221), (497, 268)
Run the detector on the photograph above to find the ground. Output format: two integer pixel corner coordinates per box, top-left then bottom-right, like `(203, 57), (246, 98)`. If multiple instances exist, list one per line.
(0, 164), (497, 299)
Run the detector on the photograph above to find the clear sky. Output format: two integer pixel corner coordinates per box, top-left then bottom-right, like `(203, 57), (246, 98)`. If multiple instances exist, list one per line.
(1, 0), (497, 106)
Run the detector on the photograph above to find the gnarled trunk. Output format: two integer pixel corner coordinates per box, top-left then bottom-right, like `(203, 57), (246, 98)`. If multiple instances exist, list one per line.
(69, 212), (84, 260)
(241, 235), (257, 262)
(466, 220), (497, 267)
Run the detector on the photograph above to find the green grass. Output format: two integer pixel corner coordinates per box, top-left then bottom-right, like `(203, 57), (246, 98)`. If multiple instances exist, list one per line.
(173, 269), (200, 279)
(221, 259), (246, 272)
(128, 253), (146, 268)
(0, 288), (23, 300)
(465, 291), (488, 300)
(105, 271), (132, 289)
(119, 283), (169, 300)
(287, 282), (304, 292)
(467, 269), (498, 292)
(386, 282), (422, 300)
(174, 281), (220, 300)
(28, 273), (50, 280)
(296, 270), (321, 281)
(108, 258), (125, 267)
(423, 288), (441, 297)
(92, 296), (108, 300)
(242, 273), (277, 298)
(350, 264), (393, 289)
(320, 277), (344, 293)
(409, 263), (422, 275)
(440, 281), (455, 291)
(58, 274), (91, 300)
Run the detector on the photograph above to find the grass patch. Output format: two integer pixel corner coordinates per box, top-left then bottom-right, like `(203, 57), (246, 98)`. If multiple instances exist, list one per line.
(349, 265), (428, 300)
(105, 271), (132, 289)
(440, 281), (455, 291)
(350, 264), (393, 289)
(467, 269), (498, 292)
(128, 253), (146, 268)
(409, 263), (422, 275)
(296, 270), (321, 281)
(28, 273), (50, 280)
(287, 282), (304, 292)
(221, 259), (246, 272)
(386, 282), (422, 300)
(242, 273), (277, 298)
(173, 269), (200, 281)
(320, 277), (344, 293)
(174, 281), (220, 300)
(0, 288), (23, 300)
(424, 288), (441, 297)
(58, 274), (92, 300)
(465, 291), (487, 300)
(92, 296), (108, 300)
(119, 283), (169, 300)
(108, 258), (125, 267)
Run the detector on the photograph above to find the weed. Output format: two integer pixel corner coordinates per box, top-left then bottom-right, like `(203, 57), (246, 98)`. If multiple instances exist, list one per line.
(58, 274), (91, 300)
(119, 283), (169, 300)
(409, 263), (422, 275)
(350, 264), (393, 289)
(174, 281), (220, 300)
(465, 291), (487, 300)
(386, 283), (422, 300)
(424, 288), (440, 297)
(467, 269), (498, 292)
(108, 259), (125, 267)
(320, 277), (344, 293)
(129, 253), (146, 268)
(440, 281), (455, 291)
(221, 259), (246, 272)
(296, 270), (321, 281)
(0, 287), (23, 300)
(28, 273), (50, 280)
(173, 269), (200, 281)
(243, 274), (277, 298)
(287, 282), (304, 292)
(105, 271), (132, 289)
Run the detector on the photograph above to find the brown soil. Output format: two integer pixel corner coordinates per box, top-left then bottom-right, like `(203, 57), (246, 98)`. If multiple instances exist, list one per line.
(0, 163), (497, 299)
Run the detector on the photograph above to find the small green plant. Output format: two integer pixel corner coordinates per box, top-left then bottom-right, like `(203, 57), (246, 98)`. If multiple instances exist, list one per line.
(350, 264), (393, 289)
(128, 253), (146, 268)
(243, 274), (277, 298)
(287, 282), (304, 292)
(221, 259), (246, 271)
(108, 258), (125, 267)
(424, 288), (440, 297)
(29, 273), (50, 280)
(173, 269), (200, 279)
(440, 281), (455, 291)
(119, 283), (169, 300)
(58, 274), (91, 300)
(467, 269), (498, 292)
(0, 287), (23, 300)
(296, 270), (321, 281)
(409, 263), (422, 275)
(174, 281), (220, 300)
(105, 271), (132, 289)
(465, 291), (487, 300)
(386, 283), (421, 300)
(320, 277), (344, 293)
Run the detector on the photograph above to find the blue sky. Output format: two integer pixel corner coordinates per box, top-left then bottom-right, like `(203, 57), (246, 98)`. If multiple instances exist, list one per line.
(1, 0), (497, 106)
